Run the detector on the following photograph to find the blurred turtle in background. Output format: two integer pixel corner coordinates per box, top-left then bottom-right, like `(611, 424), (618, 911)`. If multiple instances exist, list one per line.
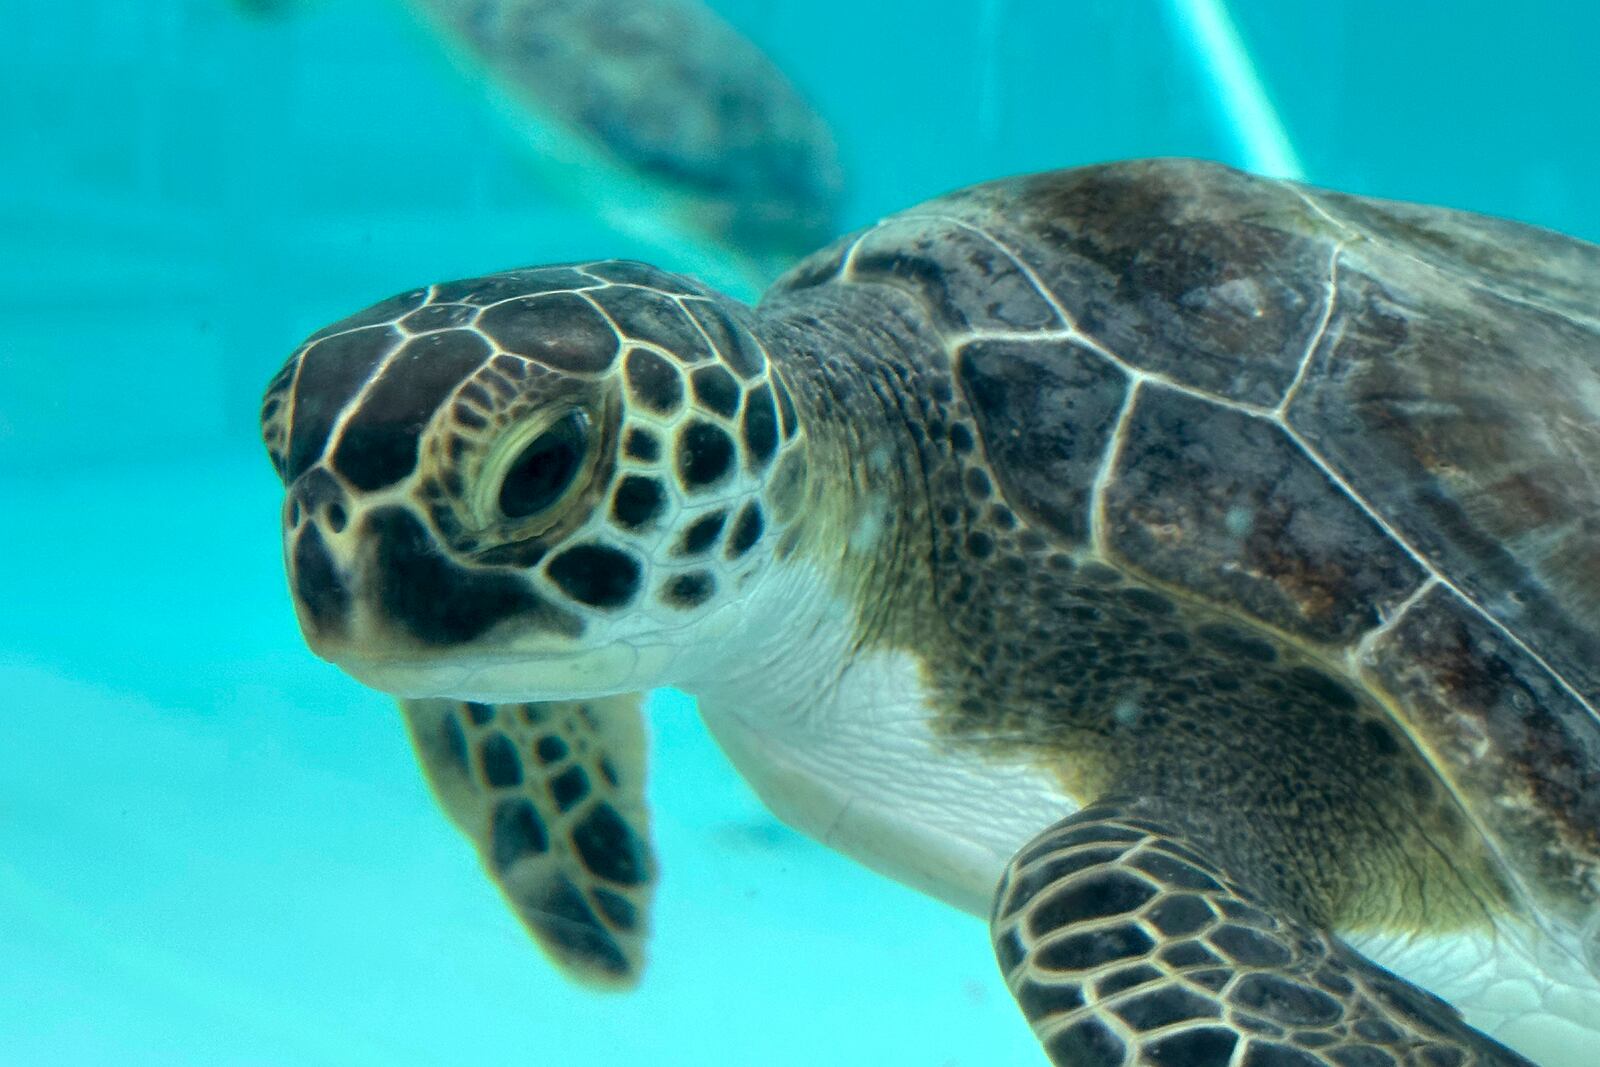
(235, 0), (844, 289)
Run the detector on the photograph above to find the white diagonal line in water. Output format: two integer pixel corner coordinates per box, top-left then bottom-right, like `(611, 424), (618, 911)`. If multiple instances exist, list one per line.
(1165, 0), (1306, 181)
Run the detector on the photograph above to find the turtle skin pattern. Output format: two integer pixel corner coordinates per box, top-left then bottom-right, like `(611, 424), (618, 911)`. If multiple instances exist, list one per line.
(992, 801), (1536, 1067)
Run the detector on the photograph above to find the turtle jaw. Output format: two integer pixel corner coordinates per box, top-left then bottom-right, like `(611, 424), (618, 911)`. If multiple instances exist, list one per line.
(287, 554), (666, 703)
(281, 481), (701, 702)
(282, 498), (630, 701)
(325, 642), (670, 703)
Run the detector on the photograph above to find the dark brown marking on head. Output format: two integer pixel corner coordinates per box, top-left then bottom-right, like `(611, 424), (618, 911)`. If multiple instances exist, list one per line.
(684, 300), (765, 378)
(623, 426), (661, 463)
(678, 421), (735, 490)
(331, 329), (492, 491)
(663, 571), (716, 609)
(741, 384), (779, 468)
(365, 506), (581, 645)
(284, 325), (403, 482)
(676, 511), (727, 557)
(478, 292), (620, 374)
(611, 475), (666, 531)
(727, 502), (764, 559)
(546, 543), (643, 609)
(432, 267), (592, 305)
(303, 287), (427, 343)
(587, 284), (714, 363)
(624, 348), (685, 415)
(403, 302), (477, 333)
(690, 364), (740, 418)
(292, 523), (349, 638)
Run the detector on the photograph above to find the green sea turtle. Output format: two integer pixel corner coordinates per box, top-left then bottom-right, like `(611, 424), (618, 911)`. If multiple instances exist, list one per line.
(261, 158), (1600, 1066)
(237, 0), (843, 289)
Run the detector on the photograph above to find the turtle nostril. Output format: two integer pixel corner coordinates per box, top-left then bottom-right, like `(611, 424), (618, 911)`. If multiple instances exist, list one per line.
(287, 466), (350, 534)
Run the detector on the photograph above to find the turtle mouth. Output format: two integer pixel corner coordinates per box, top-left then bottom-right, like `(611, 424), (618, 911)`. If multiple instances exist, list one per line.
(286, 498), (587, 646)
(283, 499), (660, 701)
(325, 641), (667, 703)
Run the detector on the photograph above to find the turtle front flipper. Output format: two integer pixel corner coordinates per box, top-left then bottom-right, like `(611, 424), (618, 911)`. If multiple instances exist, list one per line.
(991, 799), (1535, 1067)
(400, 695), (654, 988)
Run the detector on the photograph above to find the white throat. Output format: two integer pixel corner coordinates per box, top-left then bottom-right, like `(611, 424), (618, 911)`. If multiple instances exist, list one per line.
(669, 562), (1600, 1065)
(678, 557), (1077, 915)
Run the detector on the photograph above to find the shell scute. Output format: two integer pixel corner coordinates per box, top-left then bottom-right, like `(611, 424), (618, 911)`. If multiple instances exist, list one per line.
(1287, 251), (1600, 706)
(956, 337), (1129, 547)
(943, 159), (1343, 406)
(845, 217), (1062, 335)
(1106, 386), (1427, 645)
(1365, 583), (1600, 923)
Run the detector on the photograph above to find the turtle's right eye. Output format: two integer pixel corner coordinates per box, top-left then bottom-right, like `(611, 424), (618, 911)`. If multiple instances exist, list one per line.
(497, 410), (590, 520)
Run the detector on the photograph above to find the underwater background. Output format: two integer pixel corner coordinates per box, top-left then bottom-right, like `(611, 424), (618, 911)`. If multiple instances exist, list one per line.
(2, 1), (1598, 1063)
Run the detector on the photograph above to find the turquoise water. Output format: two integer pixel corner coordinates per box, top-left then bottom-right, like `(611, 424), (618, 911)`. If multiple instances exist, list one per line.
(2, 2), (1597, 1064)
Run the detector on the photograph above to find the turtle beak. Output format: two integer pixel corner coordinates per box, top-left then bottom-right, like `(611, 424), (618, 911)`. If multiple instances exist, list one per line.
(291, 520), (353, 641)
(279, 470), (584, 681)
(282, 466), (357, 646)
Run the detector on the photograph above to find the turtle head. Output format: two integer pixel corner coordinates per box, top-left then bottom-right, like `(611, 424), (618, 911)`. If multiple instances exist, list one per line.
(261, 261), (806, 702)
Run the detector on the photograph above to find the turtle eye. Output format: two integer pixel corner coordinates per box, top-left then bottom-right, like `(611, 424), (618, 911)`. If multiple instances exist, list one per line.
(497, 410), (590, 520)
